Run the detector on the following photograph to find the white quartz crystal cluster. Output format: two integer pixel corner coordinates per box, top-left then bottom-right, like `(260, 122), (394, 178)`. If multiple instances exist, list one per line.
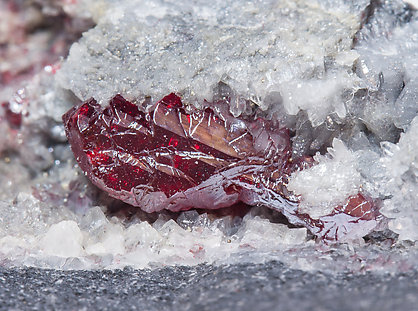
(288, 139), (362, 219)
(0, 197), (308, 269)
(285, 0), (418, 241)
(0, 0), (417, 270)
(57, 0), (369, 123)
(380, 117), (418, 241)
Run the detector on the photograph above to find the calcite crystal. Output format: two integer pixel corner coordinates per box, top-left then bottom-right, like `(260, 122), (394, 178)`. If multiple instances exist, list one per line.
(64, 93), (379, 241)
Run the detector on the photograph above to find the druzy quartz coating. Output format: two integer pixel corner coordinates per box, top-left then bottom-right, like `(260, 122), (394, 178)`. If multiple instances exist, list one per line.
(63, 94), (379, 241)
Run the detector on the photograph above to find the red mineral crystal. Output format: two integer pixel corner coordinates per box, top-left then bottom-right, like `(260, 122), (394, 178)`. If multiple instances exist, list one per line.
(63, 93), (380, 241)
(2, 101), (22, 129)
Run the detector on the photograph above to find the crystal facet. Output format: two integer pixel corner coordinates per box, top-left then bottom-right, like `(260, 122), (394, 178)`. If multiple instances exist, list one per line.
(63, 94), (379, 241)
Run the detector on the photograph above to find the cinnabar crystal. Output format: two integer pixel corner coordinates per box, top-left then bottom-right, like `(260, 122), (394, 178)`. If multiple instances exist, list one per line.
(2, 101), (22, 128)
(63, 94), (379, 241)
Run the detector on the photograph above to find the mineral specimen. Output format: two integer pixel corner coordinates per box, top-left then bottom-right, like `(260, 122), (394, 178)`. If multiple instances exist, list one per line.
(63, 93), (293, 211)
(1, 0), (417, 271)
(64, 93), (379, 241)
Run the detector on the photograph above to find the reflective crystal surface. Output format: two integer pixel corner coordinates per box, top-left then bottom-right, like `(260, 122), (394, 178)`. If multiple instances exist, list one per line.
(2, 0), (417, 271)
(64, 94), (379, 241)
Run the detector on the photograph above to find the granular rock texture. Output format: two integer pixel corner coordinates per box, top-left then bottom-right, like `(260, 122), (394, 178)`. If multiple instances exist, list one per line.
(1, 263), (418, 311)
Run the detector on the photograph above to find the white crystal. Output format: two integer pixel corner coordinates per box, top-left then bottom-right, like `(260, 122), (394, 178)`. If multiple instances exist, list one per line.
(405, 0), (418, 9)
(355, 12), (418, 139)
(40, 221), (83, 257)
(240, 216), (307, 247)
(57, 0), (367, 125)
(288, 139), (361, 218)
(380, 116), (418, 241)
(1, 0), (417, 272)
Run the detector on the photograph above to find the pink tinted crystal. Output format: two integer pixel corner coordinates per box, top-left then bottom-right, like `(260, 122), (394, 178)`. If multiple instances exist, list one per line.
(63, 93), (380, 241)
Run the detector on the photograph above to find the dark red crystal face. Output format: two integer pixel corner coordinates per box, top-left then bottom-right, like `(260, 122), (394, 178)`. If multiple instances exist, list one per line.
(296, 193), (379, 242)
(63, 93), (379, 241)
(63, 93), (291, 211)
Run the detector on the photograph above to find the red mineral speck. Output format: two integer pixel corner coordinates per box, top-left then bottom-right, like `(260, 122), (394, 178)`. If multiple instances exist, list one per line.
(2, 101), (23, 129)
(63, 93), (379, 241)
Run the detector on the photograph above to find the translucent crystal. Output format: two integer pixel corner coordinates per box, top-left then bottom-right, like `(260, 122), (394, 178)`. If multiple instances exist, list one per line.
(354, 3), (418, 139)
(1, 0), (417, 271)
(63, 93), (294, 212)
(380, 116), (418, 241)
(57, 0), (368, 123)
(63, 94), (380, 242)
(40, 221), (84, 257)
(240, 216), (307, 247)
(288, 139), (362, 217)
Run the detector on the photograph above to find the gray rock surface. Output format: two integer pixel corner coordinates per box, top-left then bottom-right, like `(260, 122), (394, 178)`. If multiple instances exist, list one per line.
(1, 261), (417, 311)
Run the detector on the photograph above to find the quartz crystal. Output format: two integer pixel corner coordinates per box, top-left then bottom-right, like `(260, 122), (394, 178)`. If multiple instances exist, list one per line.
(64, 93), (379, 241)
